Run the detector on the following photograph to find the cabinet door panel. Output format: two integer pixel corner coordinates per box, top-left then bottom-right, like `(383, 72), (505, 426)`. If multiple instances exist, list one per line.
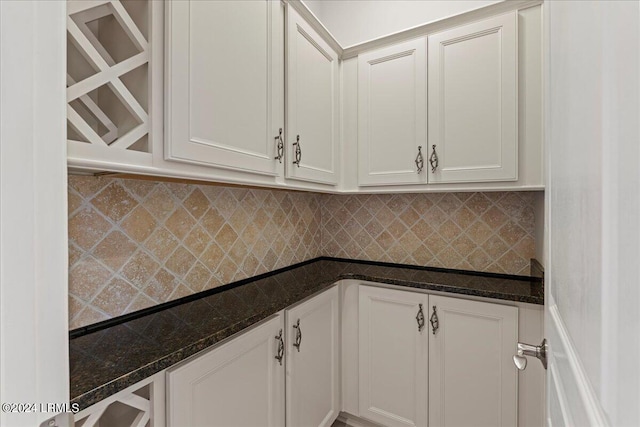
(167, 315), (285, 427)
(359, 286), (428, 427)
(428, 296), (518, 427)
(166, 0), (283, 176)
(428, 12), (517, 183)
(286, 6), (339, 185)
(358, 38), (427, 186)
(287, 286), (340, 427)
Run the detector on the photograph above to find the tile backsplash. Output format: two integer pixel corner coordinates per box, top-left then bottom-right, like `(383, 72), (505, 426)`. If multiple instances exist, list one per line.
(321, 192), (535, 275)
(68, 176), (536, 329)
(68, 177), (322, 329)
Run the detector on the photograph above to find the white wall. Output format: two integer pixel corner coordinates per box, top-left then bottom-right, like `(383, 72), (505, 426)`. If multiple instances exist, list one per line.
(303, 0), (501, 47)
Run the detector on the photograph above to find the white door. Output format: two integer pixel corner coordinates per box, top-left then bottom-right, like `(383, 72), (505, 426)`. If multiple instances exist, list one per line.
(166, 315), (285, 427)
(545, 1), (640, 426)
(165, 0), (284, 176)
(428, 296), (518, 427)
(357, 38), (427, 186)
(286, 5), (339, 185)
(358, 286), (428, 427)
(428, 12), (517, 184)
(286, 286), (340, 427)
(0, 2), (71, 427)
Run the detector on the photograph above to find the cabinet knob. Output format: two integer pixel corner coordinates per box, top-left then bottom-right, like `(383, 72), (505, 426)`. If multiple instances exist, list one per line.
(415, 146), (424, 173)
(429, 145), (439, 173)
(513, 339), (547, 370)
(274, 128), (284, 163)
(292, 135), (302, 167)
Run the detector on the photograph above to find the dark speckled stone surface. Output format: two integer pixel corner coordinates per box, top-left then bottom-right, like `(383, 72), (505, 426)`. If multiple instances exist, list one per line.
(70, 258), (543, 410)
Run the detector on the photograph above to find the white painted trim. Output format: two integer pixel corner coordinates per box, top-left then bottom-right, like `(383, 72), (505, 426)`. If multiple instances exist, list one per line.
(340, 0), (542, 59)
(0, 1), (69, 426)
(547, 302), (609, 426)
(288, 0), (343, 56)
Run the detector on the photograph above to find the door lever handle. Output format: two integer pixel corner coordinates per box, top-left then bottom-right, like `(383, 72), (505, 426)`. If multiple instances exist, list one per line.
(513, 338), (547, 370)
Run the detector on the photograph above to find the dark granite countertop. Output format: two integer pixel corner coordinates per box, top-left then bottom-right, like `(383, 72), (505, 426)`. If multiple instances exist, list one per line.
(69, 258), (543, 410)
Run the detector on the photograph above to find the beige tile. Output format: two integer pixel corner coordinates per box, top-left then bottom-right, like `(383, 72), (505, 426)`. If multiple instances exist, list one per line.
(143, 186), (177, 221)
(438, 220), (462, 241)
(467, 248), (492, 271)
(69, 256), (112, 301)
(450, 235), (476, 257)
(92, 230), (137, 271)
(92, 277), (138, 317)
(121, 178), (156, 198)
(411, 220), (434, 239)
(466, 221), (493, 245)
(497, 221), (528, 246)
(68, 176), (109, 198)
(121, 206), (157, 243)
(144, 268), (179, 302)
(228, 239), (248, 266)
(183, 188), (210, 220)
(496, 250), (529, 275)
(165, 207), (196, 240)
(201, 242), (225, 271)
(165, 246), (197, 278)
(68, 294), (85, 324)
(68, 243), (83, 268)
(69, 306), (109, 330)
(201, 207), (226, 236)
(185, 262), (211, 291)
(68, 191), (83, 215)
(121, 250), (160, 289)
(399, 206), (420, 227)
(215, 224), (239, 251)
(144, 228), (179, 262)
(170, 284), (193, 300)
(91, 182), (137, 222)
(68, 206), (112, 250)
(481, 206), (509, 229)
(466, 193), (492, 215)
(165, 182), (193, 201)
(124, 293), (156, 314)
(183, 225), (210, 257)
(453, 206), (476, 230)
(483, 234), (510, 260)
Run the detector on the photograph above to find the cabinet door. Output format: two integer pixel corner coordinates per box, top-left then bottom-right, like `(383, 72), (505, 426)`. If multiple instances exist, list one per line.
(359, 286), (429, 427)
(358, 38), (427, 186)
(166, 0), (284, 176)
(286, 5), (339, 185)
(286, 286), (340, 427)
(166, 315), (285, 427)
(428, 296), (518, 427)
(428, 12), (517, 183)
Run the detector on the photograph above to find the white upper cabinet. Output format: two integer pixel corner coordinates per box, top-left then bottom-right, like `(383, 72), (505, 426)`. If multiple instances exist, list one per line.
(165, 0), (284, 176)
(357, 38), (427, 186)
(286, 5), (340, 186)
(428, 295), (518, 427)
(286, 286), (340, 427)
(427, 12), (518, 184)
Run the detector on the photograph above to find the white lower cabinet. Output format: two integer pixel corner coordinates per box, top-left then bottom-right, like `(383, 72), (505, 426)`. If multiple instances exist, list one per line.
(166, 286), (339, 427)
(166, 314), (285, 427)
(160, 282), (525, 427)
(358, 285), (429, 427)
(428, 295), (518, 427)
(357, 285), (519, 427)
(286, 286), (340, 427)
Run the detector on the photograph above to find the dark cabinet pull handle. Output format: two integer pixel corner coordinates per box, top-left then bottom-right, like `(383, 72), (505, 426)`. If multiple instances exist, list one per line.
(292, 135), (302, 167)
(416, 303), (425, 331)
(415, 146), (424, 173)
(430, 305), (439, 334)
(274, 128), (284, 163)
(275, 329), (284, 365)
(429, 145), (439, 173)
(292, 319), (302, 351)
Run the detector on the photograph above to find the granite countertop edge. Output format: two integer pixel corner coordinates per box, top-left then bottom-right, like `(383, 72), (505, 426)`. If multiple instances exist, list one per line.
(70, 260), (543, 410)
